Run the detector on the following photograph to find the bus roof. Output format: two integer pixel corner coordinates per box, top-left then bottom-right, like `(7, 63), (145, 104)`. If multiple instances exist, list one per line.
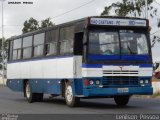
(8, 16), (148, 41)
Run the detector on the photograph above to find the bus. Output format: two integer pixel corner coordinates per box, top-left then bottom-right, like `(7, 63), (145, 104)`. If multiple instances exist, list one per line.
(7, 16), (153, 107)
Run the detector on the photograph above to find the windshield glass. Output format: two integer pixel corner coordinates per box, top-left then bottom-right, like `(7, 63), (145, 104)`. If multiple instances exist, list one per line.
(89, 31), (120, 55)
(89, 30), (149, 55)
(120, 30), (148, 55)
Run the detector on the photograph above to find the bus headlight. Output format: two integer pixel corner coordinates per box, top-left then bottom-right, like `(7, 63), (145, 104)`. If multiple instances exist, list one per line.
(145, 80), (149, 84)
(96, 80), (100, 85)
(140, 80), (143, 84)
(90, 80), (94, 85)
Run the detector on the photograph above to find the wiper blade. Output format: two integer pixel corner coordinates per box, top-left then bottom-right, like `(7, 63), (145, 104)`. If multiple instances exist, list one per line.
(127, 44), (136, 55)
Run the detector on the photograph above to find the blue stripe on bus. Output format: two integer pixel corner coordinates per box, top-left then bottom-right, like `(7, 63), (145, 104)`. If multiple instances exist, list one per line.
(121, 55), (151, 61)
(82, 64), (102, 68)
(88, 54), (151, 61)
(139, 64), (152, 67)
(82, 64), (152, 68)
(88, 54), (120, 60)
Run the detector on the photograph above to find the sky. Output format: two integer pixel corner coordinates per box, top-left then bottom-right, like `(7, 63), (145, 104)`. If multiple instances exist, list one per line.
(0, 0), (160, 62)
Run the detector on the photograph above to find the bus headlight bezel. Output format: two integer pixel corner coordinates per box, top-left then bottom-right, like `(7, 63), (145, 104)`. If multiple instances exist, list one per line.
(140, 80), (144, 84)
(145, 80), (149, 84)
(96, 80), (100, 85)
(90, 80), (94, 85)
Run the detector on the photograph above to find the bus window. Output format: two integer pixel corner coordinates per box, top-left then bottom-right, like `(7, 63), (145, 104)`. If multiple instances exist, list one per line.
(45, 30), (58, 55)
(13, 38), (22, 60)
(89, 31), (120, 55)
(23, 36), (32, 59)
(120, 31), (149, 55)
(60, 26), (74, 55)
(33, 33), (45, 57)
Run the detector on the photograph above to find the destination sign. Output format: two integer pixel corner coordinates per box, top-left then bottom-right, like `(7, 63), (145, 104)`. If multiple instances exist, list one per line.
(90, 18), (147, 27)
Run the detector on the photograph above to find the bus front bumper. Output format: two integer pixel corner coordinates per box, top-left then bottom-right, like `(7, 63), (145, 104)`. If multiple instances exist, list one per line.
(83, 87), (153, 97)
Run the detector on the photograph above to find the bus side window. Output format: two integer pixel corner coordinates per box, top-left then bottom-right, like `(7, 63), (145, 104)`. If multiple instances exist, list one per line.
(22, 36), (32, 59)
(13, 38), (22, 60)
(33, 33), (45, 57)
(45, 29), (58, 56)
(60, 26), (74, 55)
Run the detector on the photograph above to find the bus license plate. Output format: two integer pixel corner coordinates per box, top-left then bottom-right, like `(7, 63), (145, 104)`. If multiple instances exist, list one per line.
(117, 88), (129, 93)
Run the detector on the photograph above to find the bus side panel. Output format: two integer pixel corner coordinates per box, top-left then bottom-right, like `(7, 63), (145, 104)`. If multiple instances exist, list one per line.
(7, 79), (61, 94)
(29, 79), (61, 94)
(7, 79), (23, 92)
(74, 79), (83, 95)
(43, 79), (61, 94)
(56, 57), (74, 79)
(7, 57), (75, 80)
(42, 58), (57, 79)
(29, 79), (44, 93)
(34, 78), (83, 96)
(7, 56), (82, 95)
(7, 62), (22, 79)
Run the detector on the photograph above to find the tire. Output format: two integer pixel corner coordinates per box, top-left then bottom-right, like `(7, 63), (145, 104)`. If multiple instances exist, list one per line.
(65, 82), (80, 107)
(114, 95), (130, 106)
(35, 93), (44, 102)
(25, 81), (43, 103)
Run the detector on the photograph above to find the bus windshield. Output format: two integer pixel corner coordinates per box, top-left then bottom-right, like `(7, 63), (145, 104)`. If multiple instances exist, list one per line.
(89, 30), (149, 55)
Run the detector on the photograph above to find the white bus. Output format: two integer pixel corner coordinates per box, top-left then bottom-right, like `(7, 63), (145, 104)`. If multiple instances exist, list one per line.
(7, 16), (153, 107)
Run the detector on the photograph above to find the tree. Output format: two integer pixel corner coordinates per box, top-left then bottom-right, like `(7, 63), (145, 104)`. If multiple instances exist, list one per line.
(101, 0), (159, 47)
(152, 34), (160, 47)
(101, 0), (157, 17)
(40, 18), (54, 29)
(0, 38), (8, 51)
(22, 17), (39, 33)
(0, 38), (8, 71)
(158, 19), (160, 27)
(22, 17), (55, 33)
(101, 6), (112, 16)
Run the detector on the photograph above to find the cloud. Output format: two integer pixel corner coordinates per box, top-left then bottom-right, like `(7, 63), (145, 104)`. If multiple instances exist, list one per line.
(0, 0), (160, 61)
(1, 0), (116, 37)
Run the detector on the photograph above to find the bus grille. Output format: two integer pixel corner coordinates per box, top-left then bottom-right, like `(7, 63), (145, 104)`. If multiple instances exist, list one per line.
(103, 70), (139, 75)
(102, 76), (139, 87)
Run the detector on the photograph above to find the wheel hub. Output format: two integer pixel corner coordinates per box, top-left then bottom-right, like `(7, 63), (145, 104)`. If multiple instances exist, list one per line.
(66, 86), (73, 102)
(26, 84), (31, 99)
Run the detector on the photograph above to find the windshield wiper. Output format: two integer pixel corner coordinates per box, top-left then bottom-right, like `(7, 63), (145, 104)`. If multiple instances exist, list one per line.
(127, 44), (136, 55)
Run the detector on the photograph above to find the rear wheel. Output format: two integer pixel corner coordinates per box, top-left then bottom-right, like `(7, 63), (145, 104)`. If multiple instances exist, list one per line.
(114, 95), (130, 106)
(35, 93), (43, 102)
(25, 81), (43, 103)
(65, 82), (80, 107)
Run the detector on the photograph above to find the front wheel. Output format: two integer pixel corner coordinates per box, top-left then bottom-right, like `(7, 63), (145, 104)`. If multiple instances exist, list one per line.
(65, 82), (80, 107)
(114, 95), (130, 106)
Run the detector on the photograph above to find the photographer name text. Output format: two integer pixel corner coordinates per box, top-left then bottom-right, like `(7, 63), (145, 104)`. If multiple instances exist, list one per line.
(8, 1), (33, 5)
(116, 114), (160, 120)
